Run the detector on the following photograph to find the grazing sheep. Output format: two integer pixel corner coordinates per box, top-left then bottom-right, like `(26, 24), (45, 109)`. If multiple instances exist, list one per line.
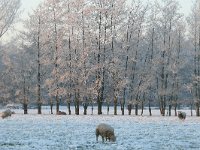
(96, 123), (116, 142)
(178, 111), (186, 120)
(1, 109), (12, 119)
(57, 111), (66, 115)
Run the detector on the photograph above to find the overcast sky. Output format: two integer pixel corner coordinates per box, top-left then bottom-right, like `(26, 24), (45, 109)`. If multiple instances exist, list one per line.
(20, 0), (193, 17)
(20, 0), (43, 18)
(1, 0), (194, 43)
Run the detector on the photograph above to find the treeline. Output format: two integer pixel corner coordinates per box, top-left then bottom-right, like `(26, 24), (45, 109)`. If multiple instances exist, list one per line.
(1, 0), (200, 116)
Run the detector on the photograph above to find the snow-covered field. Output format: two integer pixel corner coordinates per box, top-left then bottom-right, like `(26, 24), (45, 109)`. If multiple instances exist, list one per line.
(0, 107), (200, 150)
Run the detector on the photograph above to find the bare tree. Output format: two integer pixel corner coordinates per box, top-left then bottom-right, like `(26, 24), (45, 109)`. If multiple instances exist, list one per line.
(153, 0), (183, 116)
(123, 0), (148, 115)
(188, 0), (200, 116)
(0, 0), (21, 39)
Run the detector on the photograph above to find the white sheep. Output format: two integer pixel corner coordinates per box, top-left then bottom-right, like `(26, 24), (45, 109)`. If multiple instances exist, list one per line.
(96, 123), (116, 142)
(57, 111), (66, 115)
(1, 109), (12, 119)
(178, 111), (186, 120)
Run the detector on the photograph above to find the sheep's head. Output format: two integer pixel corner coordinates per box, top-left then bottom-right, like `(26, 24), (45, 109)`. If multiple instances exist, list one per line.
(110, 135), (116, 142)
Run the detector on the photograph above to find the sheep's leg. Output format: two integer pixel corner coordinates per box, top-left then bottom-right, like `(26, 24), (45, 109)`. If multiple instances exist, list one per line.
(102, 136), (104, 142)
(96, 135), (99, 142)
(96, 129), (99, 142)
(108, 137), (110, 141)
(105, 133), (109, 141)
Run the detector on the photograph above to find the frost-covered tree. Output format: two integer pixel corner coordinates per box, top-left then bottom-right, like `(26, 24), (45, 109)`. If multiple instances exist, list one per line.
(0, 0), (21, 39)
(0, 48), (15, 104)
(151, 0), (184, 116)
(121, 0), (149, 115)
(23, 4), (50, 114)
(188, 0), (200, 116)
(9, 0), (192, 116)
(0, 0), (21, 106)
(15, 44), (36, 114)
(89, 0), (127, 115)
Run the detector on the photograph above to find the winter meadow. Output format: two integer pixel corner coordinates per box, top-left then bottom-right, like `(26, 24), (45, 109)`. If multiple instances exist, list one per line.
(1, 0), (200, 149)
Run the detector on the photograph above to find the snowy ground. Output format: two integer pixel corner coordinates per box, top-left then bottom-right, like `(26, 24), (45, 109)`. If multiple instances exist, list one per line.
(0, 107), (200, 150)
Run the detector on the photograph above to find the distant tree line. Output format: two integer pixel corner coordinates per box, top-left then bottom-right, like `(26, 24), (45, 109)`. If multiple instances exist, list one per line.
(1, 0), (200, 116)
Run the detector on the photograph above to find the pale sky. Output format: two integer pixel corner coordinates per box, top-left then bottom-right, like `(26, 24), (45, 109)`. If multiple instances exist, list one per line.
(20, 0), (193, 17)
(20, 0), (43, 18)
(0, 0), (194, 43)
(176, 0), (194, 16)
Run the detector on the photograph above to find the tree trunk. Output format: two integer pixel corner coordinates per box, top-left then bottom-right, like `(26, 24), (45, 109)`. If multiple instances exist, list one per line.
(97, 94), (102, 115)
(128, 104), (132, 115)
(148, 28), (154, 117)
(75, 99), (79, 115)
(107, 103), (110, 115)
(169, 104), (171, 116)
(38, 103), (42, 114)
(148, 99), (152, 116)
(120, 101), (125, 115)
(83, 103), (87, 115)
(91, 103), (94, 115)
(97, 11), (102, 115)
(160, 108), (164, 116)
(135, 103), (138, 115)
(141, 101), (144, 116)
(100, 74), (105, 114)
(75, 91), (80, 115)
(49, 97), (53, 114)
(23, 78), (28, 115)
(174, 103), (177, 116)
(114, 96), (117, 115)
(56, 95), (59, 114)
(50, 103), (53, 114)
(124, 23), (130, 116)
(75, 105), (79, 115)
(196, 102), (200, 116)
(160, 98), (166, 116)
(37, 16), (42, 115)
(23, 103), (28, 114)
(67, 102), (71, 115)
(83, 108), (87, 115)
(121, 105), (124, 115)
(66, 94), (71, 115)
(53, 4), (60, 115)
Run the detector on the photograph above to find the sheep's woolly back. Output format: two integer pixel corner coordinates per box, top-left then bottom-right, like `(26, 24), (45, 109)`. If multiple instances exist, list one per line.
(97, 123), (114, 133)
